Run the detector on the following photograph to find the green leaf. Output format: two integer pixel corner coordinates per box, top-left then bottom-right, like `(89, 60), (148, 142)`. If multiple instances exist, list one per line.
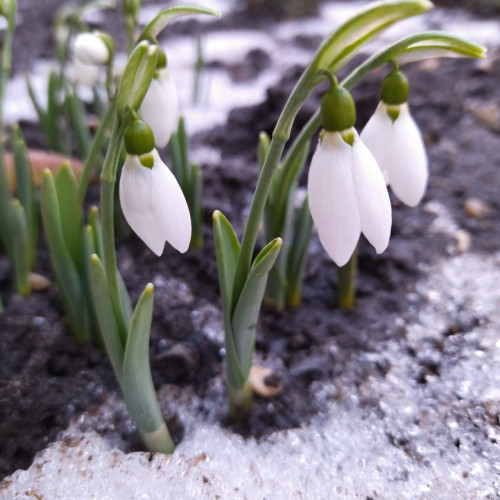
(313, 0), (433, 74)
(213, 210), (240, 315)
(232, 237), (282, 378)
(54, 163), (84, 269)
(257, 131), (270, 172)
(40, 170), (91, 343)
(138, 5), (221, 42)
(343, 31), (486, 90)
(122, 283), (164, 434)
(117, 41), (158, 114)
(189, 163), (203, 250)
(90, 254), (124, 376)
(12, 125), (37, 268)
(11, 200), (30, 296)
(286, 196), (314, 307)
(212, 210), (246, 387)
(65, 86), (92, 159)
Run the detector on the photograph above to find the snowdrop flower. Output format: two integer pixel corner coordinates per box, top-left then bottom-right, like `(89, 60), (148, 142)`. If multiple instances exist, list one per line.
(361, 68), (428, 207)
(308, 83), (392, 267)
(73, 31), (111, 87)
(120, 120), (191, 255)
(140, 50), (179, 149)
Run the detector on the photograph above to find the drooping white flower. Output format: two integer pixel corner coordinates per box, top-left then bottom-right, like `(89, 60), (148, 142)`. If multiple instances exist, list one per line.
(361, 101), (428, 207)
(73, 32), (110, 87)
(308, 130), (392, 267)
(119, 149), (191, 255)
(140, 68), (179, 148)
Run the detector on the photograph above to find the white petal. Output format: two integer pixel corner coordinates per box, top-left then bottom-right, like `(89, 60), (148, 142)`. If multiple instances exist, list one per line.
(141, 69), (179, 148)
(73, 58), (100, 87)
(351, 133), (392, 254)
(74, 33), (109, 65)
(385, 104), (428, 207)
(360, 102), (393, 184)
(308, 131), (361, 267)
(149, 151), (192, 253)
(361, 102), (428, 207)
(119, 155), (166, 255)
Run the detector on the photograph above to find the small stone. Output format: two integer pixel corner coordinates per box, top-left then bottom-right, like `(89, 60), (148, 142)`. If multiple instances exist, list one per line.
(249, 365), (283, 398)
(464, 98), (500, 132)
(464, 198), (492, 219)
(29, 272), (52, 291)
(455, 229), (471, 254)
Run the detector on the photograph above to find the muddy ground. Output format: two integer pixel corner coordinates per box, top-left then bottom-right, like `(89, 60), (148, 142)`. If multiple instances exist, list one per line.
(1, 0), (500, 481)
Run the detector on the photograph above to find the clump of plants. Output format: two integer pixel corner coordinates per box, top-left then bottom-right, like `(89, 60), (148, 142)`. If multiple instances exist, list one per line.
(0, 0), (485, 453)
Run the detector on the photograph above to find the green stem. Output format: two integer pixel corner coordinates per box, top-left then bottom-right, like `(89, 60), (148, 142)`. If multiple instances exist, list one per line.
(100, 120), (129, 344)
(337, 247), (357, 310)
(75, 100), (115, 209)
(231, 67), (316, 309)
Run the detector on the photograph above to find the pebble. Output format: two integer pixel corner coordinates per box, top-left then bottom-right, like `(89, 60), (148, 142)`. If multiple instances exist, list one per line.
(464, 197), (492, 219)
(455, 229), (471, 254)
(249, 365), (283, 398)
(29, 272), (52, 291)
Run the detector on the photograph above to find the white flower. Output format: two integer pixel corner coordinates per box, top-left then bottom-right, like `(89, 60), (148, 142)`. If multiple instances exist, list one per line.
(308, 130), (392, 267)
(74, 33), (109, 65)
(73, 32), (109, 87)
(361, 102), (428, 207)
(140, 68), (179, 148)
(119, 149), (191, 255)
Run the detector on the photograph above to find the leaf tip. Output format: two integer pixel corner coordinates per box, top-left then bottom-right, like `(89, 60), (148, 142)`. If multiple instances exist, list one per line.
(145, 283), (154, 295)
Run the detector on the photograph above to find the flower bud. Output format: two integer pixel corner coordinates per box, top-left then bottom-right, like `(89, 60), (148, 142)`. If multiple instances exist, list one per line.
(74, 32), (110, 66)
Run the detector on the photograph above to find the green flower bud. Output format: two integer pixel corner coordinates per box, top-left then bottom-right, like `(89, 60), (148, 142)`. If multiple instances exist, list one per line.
(320, 86), (356, 133)
(124, 120), (155, 156)
(381, 70), (409, 106)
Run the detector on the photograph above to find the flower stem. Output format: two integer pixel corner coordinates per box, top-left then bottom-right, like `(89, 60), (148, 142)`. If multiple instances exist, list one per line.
(100, 120), (129, 344)
(337, 247), (357, 310)
(75, 99), (116, 209)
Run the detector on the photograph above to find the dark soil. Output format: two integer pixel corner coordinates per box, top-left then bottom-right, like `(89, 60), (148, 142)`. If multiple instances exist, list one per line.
(1, 0), (500, 482)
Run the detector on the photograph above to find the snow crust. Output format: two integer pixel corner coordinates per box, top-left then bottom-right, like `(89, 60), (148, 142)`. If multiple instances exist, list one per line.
(2, 245), (499, 499)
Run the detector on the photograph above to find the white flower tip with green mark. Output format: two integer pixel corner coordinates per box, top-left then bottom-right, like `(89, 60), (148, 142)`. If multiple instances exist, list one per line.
(308, 130), (392, 267)
(361, 102), (428, 207)
(140, 68), (179, 148)
(119, 149), (191, 255)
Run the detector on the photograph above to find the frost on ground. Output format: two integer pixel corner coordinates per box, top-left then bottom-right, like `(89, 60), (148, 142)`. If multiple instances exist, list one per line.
(2, 249), (499, 500)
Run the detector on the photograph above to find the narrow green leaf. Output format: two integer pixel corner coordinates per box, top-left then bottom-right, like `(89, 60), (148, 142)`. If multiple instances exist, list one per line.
(40, 170), (91, 343)
(189, 163), (203, 250)
(286, 196), (314, 307)
(232, 237), (282, 378)
(138, 6), (221, 42)
(257, 131), (271, 171)
(90, 254), (124, 376)
(65, 86), (92, 159)
(343, 31), (486, 90)
(12, 125), (37, 267)
(213, 210), (240, 314)
(213, 210), (246, 387)
(313, 0), (433, 73)
(47, 71), (68, 153)
(122, 283), (164, 434)
(11, 200), (30, 296)
(117, 41), (158, 114)
(54, 163), (84, 269)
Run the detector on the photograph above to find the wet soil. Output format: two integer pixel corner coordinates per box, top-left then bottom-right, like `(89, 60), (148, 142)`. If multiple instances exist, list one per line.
(1, 0), (500, 482)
